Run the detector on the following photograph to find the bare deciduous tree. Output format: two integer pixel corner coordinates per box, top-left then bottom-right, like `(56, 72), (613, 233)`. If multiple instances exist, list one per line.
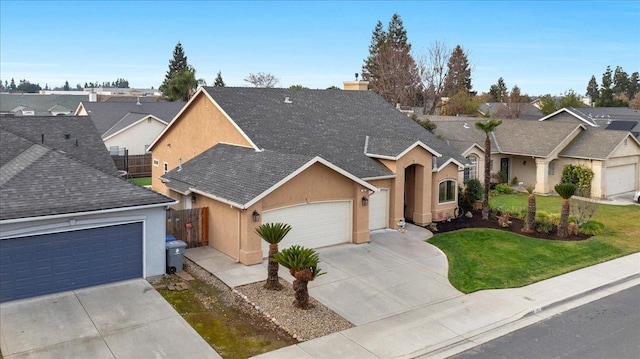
(417, 40), (450, 115)
(371, 41), (422, 107)
(244, 72), (279, 88)
(496, 85), (529, 118)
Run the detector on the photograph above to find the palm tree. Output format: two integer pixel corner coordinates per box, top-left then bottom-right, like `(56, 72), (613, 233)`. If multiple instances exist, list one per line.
(255, 222), (292, 290)
(474, 120), (503, 220)
(555, 183), (577, 238)
(522, 187), (536, 233)
(273, 245), (326, 309)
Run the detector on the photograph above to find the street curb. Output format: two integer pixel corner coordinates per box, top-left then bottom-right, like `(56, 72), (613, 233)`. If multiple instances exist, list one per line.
(407, 272), (640, 359)
(522, 272), (640, 318)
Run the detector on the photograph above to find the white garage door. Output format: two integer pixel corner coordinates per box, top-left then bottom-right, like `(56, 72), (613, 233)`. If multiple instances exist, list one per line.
(369, 189), (389, 230)
(262, 201), (351, 258)
(605, 164), (637, 196)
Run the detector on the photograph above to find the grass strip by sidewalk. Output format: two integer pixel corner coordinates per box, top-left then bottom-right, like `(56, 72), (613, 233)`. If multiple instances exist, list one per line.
(429, 194), (640, 293)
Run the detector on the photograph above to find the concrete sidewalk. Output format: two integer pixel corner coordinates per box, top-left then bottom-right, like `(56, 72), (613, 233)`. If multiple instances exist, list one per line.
(251, 252), (640, 359)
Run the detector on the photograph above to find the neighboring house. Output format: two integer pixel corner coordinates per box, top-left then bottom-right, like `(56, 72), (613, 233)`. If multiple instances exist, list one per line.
(539, 107), (640, 137)
(149, 85), (466, 265)
(478, 102), (543, 120)
(0, 116), (175, 303)
(75, 101), (185, 155)
(432, 117), (640, 198)
(0, 93), (87, 116)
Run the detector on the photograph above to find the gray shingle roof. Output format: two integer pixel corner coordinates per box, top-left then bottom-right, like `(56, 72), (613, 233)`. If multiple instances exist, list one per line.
(102, 112), (148, 139)
(80, 101), (184, 135)
(0, 94), (86, 116)
(560, 130), (636, 160)
(432, 118), (583, 158)
(1, 116), (118, 175)
(201, 87), (465, 179)
(0, 125), (174, 221)
(161, 144), (315, 207)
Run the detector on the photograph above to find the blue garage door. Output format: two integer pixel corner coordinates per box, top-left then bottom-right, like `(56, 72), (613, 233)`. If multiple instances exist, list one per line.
(0, 222), (143, 303)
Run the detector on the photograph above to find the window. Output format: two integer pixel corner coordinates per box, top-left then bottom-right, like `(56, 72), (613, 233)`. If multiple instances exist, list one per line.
(464, 154), (478, 183)
(164, 162), (168, 174)
(109, 146), (119, 155)
(548, 161), (555, 176)
(153, 159), (159, 167)
(439, 180), (456, 203)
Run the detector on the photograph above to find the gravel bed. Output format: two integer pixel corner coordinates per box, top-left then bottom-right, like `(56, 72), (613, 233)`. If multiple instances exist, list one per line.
(235, 279), (354, 341)
(182, 258), (353, 342)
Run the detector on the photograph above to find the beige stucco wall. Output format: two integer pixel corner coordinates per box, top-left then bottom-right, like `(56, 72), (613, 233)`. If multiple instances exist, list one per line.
(151, 92), (253, 191)
(392, 147), (434, 226)
(104, 118), (167, 155)
(431, 163), (460, 221)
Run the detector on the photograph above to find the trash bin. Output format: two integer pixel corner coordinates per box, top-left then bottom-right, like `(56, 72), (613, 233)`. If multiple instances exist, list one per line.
(166, 240), (187, 274)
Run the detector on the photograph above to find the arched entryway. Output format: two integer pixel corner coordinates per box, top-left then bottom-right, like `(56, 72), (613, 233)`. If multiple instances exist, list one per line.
(404, 164), (427, 224)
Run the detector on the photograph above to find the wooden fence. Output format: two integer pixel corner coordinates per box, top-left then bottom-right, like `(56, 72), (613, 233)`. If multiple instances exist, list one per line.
(166, 207), (208, 248)
(111, 152), (152, 178)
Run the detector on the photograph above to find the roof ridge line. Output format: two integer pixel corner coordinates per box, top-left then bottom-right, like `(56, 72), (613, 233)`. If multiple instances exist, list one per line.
(0, 143), (49, 186)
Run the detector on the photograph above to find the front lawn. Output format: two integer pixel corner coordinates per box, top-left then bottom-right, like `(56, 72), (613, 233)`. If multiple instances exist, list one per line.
(429, 194), (640, 293)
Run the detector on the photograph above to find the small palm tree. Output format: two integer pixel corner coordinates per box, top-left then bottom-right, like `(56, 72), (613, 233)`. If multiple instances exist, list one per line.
(555, 183), (577, 238)
(475, 120), (502, 220)
(522, 187), (536, 233)
(273, 245), (326, 309)
(255, 222), (292, 290)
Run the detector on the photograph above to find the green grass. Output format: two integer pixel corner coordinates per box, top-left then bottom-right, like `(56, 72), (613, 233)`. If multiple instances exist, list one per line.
(128, 177), (151, 186)
(429, 194), (640, 293)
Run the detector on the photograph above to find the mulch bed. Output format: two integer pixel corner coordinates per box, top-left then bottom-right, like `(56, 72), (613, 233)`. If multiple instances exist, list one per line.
(430, 209), (590, 241)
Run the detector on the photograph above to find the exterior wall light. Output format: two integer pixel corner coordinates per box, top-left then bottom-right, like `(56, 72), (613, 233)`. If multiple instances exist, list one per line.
(361, 196), (369, 206)
(252, 210), (260, 222)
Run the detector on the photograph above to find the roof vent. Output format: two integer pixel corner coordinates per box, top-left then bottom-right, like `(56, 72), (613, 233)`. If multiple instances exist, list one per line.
(284, 97), (292, 104)
(463, 122), (470, 129)
(136, 97), (141, 106)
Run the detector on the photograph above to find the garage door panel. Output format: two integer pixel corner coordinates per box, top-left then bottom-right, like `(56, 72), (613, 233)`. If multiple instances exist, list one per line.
(262, 202), (351, 258)
(605, 164), (636, 196)
(0, 222), (143, 303)
(369, 189), (389, 230)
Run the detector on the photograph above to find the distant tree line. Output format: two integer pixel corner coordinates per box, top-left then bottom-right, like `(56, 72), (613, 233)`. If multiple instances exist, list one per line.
(586, 66), (639, 108)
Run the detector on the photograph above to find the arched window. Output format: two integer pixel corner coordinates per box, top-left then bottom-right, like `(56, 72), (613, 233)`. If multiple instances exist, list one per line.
(438, 180), (457, 204)
(464, 154), (478, 183)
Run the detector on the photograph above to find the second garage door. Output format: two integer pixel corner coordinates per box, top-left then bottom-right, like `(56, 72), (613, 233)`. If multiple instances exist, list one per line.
(369, 189), (389, 230)
(0, 222), (143, 303)
(605, 164), (637, 196)
(262, 201), (351, 258)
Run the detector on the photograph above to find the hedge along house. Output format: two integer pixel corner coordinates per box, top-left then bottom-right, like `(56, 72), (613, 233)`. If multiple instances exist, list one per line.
(149, 85), (466, 265)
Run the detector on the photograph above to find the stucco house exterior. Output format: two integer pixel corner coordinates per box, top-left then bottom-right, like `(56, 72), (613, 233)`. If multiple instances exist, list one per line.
(432, 117), (640, 198)
(0, 116), (175, 302)
(149, 85), (466, 265)
(75, 101), (185, 155)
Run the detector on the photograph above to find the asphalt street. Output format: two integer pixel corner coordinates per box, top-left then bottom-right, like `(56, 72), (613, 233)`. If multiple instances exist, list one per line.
(451, 284), (640, 359)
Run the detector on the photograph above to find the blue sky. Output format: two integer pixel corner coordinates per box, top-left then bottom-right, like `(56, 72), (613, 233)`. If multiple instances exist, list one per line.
(1, 0), (638, 96)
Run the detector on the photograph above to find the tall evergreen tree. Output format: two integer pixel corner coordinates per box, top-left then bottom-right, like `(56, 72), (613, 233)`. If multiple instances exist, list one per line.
(489, 77), (507, 102)
(586, 75), (599, 103)
(9, 78), (16, 92)
(596, 66), (614, 106)
(627, 72), (639, 100)
(443, 45), (472, 97)
(214, 71), (225, 87)
(612, 66), (629, 96)
(361, 13), (421, 107)
(160, 42), (188, 95)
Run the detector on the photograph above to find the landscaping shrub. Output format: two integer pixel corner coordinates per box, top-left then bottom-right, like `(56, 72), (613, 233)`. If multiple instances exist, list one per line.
(561, 165), (594, 197)
(579, 220), (605, 235)
(462, 179), (484, 210)
(495, 183), (512, 194)
(535, 217), (554, 234)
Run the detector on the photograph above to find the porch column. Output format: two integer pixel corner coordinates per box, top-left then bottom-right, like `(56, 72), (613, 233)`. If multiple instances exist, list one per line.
(591, 161), (605, 198)
(535, 158), (550, 194)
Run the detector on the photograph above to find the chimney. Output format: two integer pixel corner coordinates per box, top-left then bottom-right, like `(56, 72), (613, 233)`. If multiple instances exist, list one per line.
(343, 73), (369, 91)
(88, 92), (97, 102)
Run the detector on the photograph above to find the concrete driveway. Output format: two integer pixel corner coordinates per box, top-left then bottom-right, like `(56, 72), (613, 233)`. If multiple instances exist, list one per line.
(187, 223), (463, 326)
(0, 279), (220, 359)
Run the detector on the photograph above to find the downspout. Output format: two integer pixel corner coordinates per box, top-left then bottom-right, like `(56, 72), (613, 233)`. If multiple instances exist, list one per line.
(236, 209), (241, 263)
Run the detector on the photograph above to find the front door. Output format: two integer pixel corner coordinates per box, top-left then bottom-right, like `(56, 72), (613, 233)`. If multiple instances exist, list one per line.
(500, 158), (510, 183)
